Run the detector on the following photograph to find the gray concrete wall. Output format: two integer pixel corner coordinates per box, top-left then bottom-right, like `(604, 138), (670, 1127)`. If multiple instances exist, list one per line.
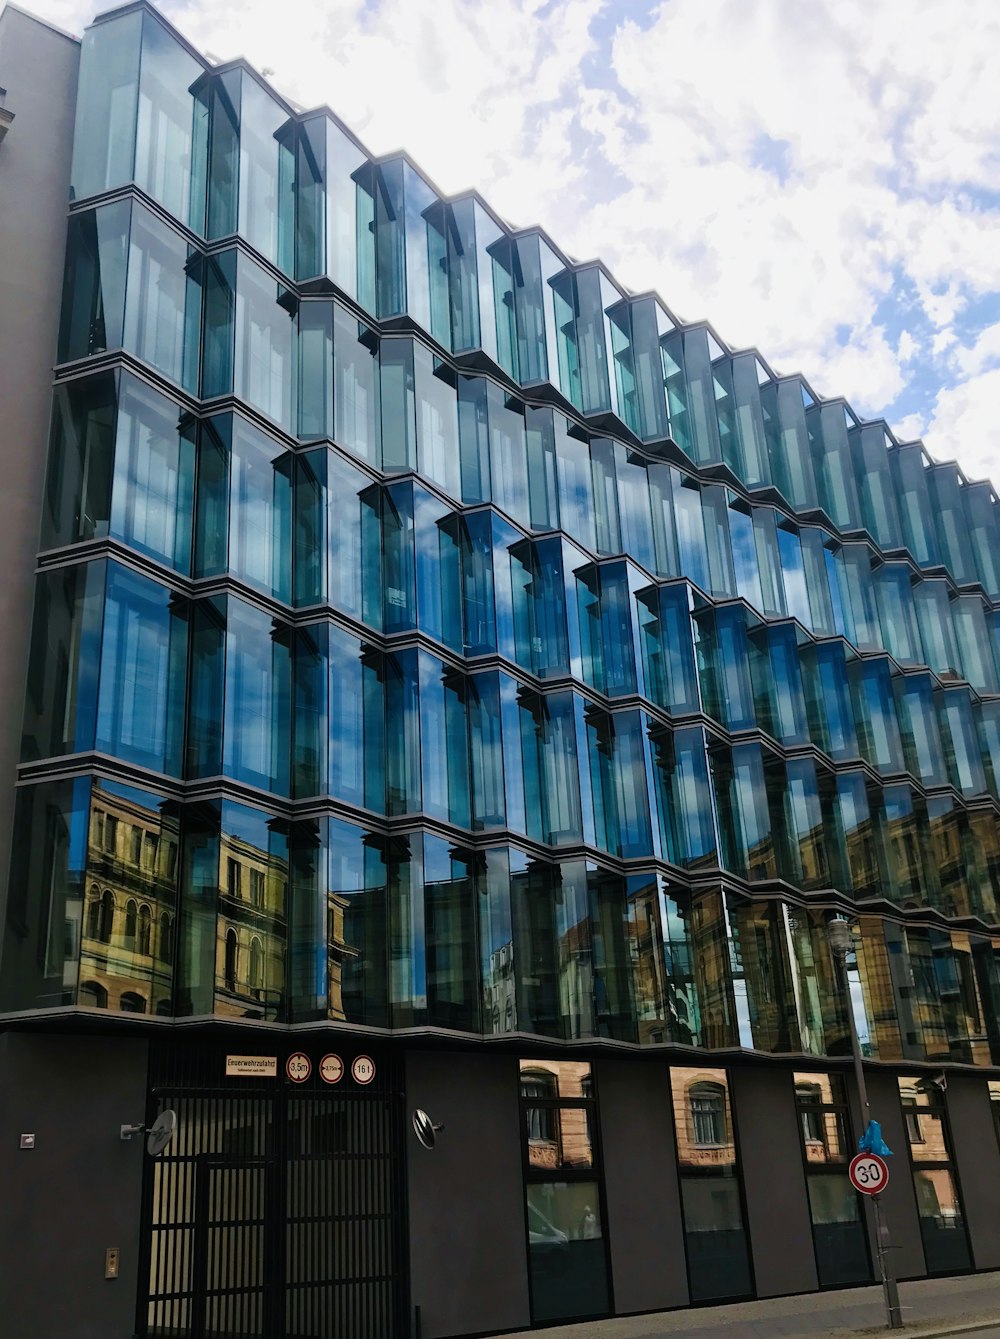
(0, 7), (79, 948)
(0, 1030), (149, 1338)
(866, 1069), (927, 1280)
(405, 1049), (531, 1338)
(946, 1074), (1000, 1271)
(730, 1064), (818, 1298)
(600, 1056), (689, 1314)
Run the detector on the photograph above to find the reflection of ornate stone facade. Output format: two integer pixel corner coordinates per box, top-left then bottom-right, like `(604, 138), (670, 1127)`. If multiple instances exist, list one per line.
(671, 1067), (737, 1170)
(213, 829), (288, 1021)
(80, 784), (356, 1020)
(80, 782), (178, 1015)
(520, 1059), (592, 1171)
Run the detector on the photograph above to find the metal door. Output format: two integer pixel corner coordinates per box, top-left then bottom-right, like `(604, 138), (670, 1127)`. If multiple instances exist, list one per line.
(138, 1044), (407, 1339)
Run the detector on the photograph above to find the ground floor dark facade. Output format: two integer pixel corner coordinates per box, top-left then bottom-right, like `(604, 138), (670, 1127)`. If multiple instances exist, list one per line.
(2, 1026), (1000, 1339)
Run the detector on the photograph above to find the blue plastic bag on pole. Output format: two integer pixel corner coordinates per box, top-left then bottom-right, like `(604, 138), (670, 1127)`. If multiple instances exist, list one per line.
(858, 1119), (892, 1156)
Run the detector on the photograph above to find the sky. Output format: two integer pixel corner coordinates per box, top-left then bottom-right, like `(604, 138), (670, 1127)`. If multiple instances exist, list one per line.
(28, 0), (1000, 487)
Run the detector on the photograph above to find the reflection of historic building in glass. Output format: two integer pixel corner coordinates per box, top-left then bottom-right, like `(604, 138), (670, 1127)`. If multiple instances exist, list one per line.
(4, 4), (1000, 1337)
(80, 782), (177, 1015)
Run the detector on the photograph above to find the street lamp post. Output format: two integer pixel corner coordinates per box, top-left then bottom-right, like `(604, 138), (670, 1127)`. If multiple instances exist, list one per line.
(828, 919), (903, 1330)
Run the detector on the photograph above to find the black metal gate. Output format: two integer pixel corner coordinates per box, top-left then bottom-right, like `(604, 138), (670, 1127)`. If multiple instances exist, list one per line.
(137, 1043), (408, 1339)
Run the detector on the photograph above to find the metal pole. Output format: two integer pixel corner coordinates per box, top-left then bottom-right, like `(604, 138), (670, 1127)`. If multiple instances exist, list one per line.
(831, 931), (903, 1330)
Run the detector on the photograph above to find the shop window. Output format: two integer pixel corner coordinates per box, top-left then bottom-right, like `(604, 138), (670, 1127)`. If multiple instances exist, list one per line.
(793, 1071), (870, 1288)
(518, 1059), (608, 1324)
(898, 1076), (971, 1275)
(670, 1066), (752, 1303)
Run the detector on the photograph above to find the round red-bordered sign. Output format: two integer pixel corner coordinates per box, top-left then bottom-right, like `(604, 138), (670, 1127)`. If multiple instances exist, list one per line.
(849, 1151), (889, 1195)
(351, 1055), (376, 1085)
(286, 1052), (312, 1084)
(319, 1053), (344, 1085)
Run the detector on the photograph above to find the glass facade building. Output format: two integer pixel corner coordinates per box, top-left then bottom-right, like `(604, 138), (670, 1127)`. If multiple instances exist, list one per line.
(3, 5), (1000, 1336)
(6, 1), (1000, 1060)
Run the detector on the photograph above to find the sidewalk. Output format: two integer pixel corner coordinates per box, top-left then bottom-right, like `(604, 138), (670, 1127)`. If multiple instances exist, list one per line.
(489, 1272), (1000, 1339)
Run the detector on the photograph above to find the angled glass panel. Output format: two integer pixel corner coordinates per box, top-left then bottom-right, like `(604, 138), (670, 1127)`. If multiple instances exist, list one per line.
(914, 579), (961, 680)
(42, 373), (117, 553)
(333, 302), (380, 465)
(59, 201), (131, 364)
(806, 401), (861, 531)
(761, 378), (818, 511)
(133, 12), (201, 224)
(963, 482), (1000, 597)
(849, 658), (905, 775)
(21, 560), (105, 762)
(635, 583), (699, 715)
(873, 563), (920, 665)
(125, 204), (200, 392)
(937, 688), (987, 797)
(96, 563), (187, 776)
(626, 875), (700, 1045)
(70, 12), (142, 202)
(647, 724), (718, 871)
(930, 465), (977, 586)
(893, 672), (946, 787)
(849, 423), (902, 551)
(891, 444), (939, 568)
(222, 598), (291, 795)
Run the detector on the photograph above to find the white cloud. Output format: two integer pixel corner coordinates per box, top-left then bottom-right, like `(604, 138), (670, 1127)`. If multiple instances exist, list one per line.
(920, 368), (1000, 481)
(953, 322), (1000, 378)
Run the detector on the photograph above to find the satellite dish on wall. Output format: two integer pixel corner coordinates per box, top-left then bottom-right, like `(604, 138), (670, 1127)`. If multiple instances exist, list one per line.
(146, 1109), (177, 1157)
(412, 1109), (444, 1150)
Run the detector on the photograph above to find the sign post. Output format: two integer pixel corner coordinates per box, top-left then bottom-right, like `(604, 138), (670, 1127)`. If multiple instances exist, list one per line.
(828, 920), (903, 1330)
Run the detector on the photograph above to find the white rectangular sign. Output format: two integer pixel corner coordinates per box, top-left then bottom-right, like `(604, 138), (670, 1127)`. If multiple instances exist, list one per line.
(225, 1054), (277, 1078)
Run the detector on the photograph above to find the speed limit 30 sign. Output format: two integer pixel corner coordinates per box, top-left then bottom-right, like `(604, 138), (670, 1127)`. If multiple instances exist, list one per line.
(849, 1152), (889, 1195)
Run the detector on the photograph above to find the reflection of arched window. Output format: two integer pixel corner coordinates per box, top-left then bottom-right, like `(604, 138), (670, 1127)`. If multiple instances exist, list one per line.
(79, 980), (108, 1009)
(249, 936), (264, 996)
(159, 912), (173, 963)
(521, 1068), (557, 1142)
(86, 885), (101, 940)
(225, 929), (239, 991)
(124, 899), (138, 950)
(690, 1081), (726, 1146)
(99, 890), (115, 944)
(120, 991), (147, 1014)
(138, 905), (152, 955)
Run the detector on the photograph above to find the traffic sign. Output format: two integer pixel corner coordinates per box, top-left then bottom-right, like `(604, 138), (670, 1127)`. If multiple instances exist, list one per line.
(850, 1151), (889, 1195)
(351, 1055), (376, 1085)
(319, 1053), (344, 1085)
(286, 1052), (312, 1084)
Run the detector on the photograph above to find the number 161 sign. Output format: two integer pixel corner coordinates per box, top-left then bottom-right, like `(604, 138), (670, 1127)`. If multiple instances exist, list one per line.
(849, 1152), (890, 1195)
